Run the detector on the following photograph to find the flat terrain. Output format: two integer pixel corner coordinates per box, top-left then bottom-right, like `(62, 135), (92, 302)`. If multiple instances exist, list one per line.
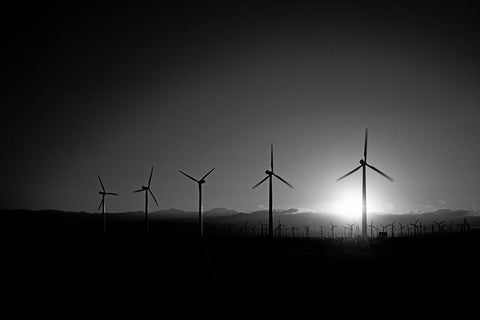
(2, 210), (479, 319)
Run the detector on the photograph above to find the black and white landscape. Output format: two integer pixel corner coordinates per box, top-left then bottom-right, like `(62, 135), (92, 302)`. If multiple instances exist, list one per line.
(3, 0), (480, 319)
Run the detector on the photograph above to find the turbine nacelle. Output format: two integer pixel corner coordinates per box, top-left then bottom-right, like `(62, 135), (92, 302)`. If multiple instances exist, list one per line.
(359, 159), (366, 165)
(199, 179), (206, 184)
(265, 170), (273, 175)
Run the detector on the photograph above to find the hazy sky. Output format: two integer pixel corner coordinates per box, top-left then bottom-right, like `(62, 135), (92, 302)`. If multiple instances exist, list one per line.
(3, 1), (480, 214)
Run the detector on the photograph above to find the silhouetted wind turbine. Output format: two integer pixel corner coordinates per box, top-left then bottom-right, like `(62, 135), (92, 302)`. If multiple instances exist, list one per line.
(259, 221), (267, 237)
(319, 225), (326, 238)
(304, 225), (311, 238)
(276, 220), (287, 238)
(241, 222), (249, 234)
(291, 225), (298, 238)
(133, 167), (159, 235)
(368, 220), (375, 238)
(337, 128), (394, 240)
(386, 220), (396, 238)
(97, 175), (118, 235)
(178, 167), (215, 238)
(347, 223), (356, 238)
(398, 222), (405, 237)
(330, 222), (337, 239)
(252, 143), (293, 238)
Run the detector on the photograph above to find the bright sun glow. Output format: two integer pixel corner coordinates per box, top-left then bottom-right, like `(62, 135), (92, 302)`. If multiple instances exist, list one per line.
(329, 190), (363, 220)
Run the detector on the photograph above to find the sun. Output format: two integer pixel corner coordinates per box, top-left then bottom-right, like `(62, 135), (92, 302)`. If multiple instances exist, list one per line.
(329, 190), (363, 220)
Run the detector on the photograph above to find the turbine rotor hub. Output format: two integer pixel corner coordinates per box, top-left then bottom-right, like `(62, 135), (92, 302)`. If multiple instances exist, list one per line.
(359, 159), (366, 165)
(265, 170), (273, 175)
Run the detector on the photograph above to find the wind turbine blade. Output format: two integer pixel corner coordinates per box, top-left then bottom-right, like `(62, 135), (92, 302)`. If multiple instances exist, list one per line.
(148, 166), (154, 187)
(252, 175), (269, 189)
(133, 189), (144, 193)
(273, 173), (293, 189)
(178, 170), (198, 182)
(364, 128), (368, 161)
(270, 142), (274, 171)
(149, 189), (159, 207)
(106, 192), (119, 196)
(98, 175), (106, 192)
(366, 164), (394, 182)
(201, 167), (215, 181)
(336, 165), (362, 182)
(98, 198), (104, 211)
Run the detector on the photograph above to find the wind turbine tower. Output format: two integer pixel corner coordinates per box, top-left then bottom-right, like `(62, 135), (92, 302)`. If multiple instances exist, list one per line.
(337, 129), (394, 240)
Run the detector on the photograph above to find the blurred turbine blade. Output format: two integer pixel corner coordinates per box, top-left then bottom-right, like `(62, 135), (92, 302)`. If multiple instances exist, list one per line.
(98, 198), (104, 211)
(107, 192), (118, 196)
(273, 173), (293, 189)
(133, 189), (144, 193)
(364, 128), (368, 161)
(149, 189), (159, 207)
(336, 165), (362, 182)
(252, 175), (269, 189)
(98, 175), (106, 192)
(270, 142), (274, 171)
(366, 164), (394, 182)
(178, 170), (198, 182)
(201, 167), (215, 181)
(148, 166), (154, 187)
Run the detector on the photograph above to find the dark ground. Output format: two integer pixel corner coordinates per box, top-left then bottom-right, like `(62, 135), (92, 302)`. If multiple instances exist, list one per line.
(2, 210), (479, 319)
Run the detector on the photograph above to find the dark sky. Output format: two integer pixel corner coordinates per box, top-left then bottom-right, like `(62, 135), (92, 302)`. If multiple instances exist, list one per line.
(2, 0), (480, 215)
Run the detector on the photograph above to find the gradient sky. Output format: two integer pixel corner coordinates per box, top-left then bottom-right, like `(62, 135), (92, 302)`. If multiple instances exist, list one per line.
(3, 1), (480, 214)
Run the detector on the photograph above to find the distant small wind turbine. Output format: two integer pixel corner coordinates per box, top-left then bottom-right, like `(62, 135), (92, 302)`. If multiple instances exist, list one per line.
(133, 167), (159, 235)
(410, 220), (419, 237)
(329, 222), (337, 239)
(97, 175), (118, 235)
(304, 225), (311, 238)
(398, 222), (405, 237)
(241, 221), (249, 234)
(433, 220), (446, 234)
(337, 128), (394, 240)
(252, 143), (293, 238)
(457, 217), (470, 233)
(368, 220), (375, 238)
(347, 223), (356, 238)
(258, 221), (267, 237)
(291, 225), (298, 238)
(386, 220), (396, 238)
(276, 220), (287, 238)
(319, 225), (326, 238)
(178, 167), (215, 238)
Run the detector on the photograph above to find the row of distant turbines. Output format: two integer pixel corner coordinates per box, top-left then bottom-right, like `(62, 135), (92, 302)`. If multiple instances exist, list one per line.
(98, 128), (393, 239)
(210, 218), (472, 239)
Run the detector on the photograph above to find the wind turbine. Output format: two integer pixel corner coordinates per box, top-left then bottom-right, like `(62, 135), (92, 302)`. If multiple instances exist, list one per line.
(252, 143), (293, 238)
(276, 220), (287, 238)
(368, 220), (375, 238)
(347, 223), (356, 238)
(329, 222), (337, 239)
(398, 222), (405, 237)
(433, 220), (446, 234)
(133, 167), (159, 235)
(337, 128), (394, 240)
(304, 225), (310, 238)
(291, 225), (298, 238)
(241, 222), (249, 234)
(410, 220), (419, 237)
(259, 221), (267, 237)
(386, 220), (396, 238)
(319, 225), (326, 238)
(178, 167), (215, 238)
(97, 175), (118, 235)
